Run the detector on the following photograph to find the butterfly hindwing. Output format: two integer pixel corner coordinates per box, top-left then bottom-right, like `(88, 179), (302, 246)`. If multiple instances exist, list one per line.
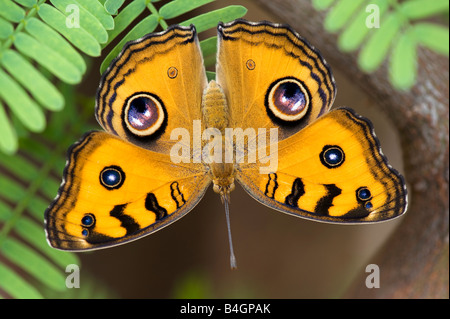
(237, 108), (407, 223)
(45, 131), (210, 250)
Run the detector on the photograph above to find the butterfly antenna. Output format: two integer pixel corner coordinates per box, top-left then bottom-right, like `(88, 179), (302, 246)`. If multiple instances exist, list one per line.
(222, 192), (237, 269)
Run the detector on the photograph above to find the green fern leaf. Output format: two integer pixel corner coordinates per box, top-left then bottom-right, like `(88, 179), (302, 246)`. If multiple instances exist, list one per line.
(15, 216), (79, 268)
(0, 0), (117, 154)
(389, 28), (417, 90)
(0, 17), (13, 39)
(0, 262), (43, 298)
(0, 0), (25, 23)
(1, 238), (66, 291)
(312, 0), (336, 10)
(104, 0), (125, 15)
(180, 5), (247, 32)
(50, 0), (109, 44)
(100, 13), (158, 73)
(414, 22), (449, 55)
(337, 0), (389, 52)
(100, 2), (247, 73)
(0, 102), (17, 154)
(25, 17), (86, 74)
(0, 69), (46, 132)
(200, 36), (217, 57)
(77, 0), (115, 30)
(13, 32), (82, 83)
(400, 0), (449, 20)
(104, 0), (146, 45)
(159, 0), (215, 19)
(315, 0), (449, 90)
(358, 12), (402, 72)
(1, 50), (64, 111)
(38, 4), (101, 56)
(0, 82), (106, 298)
(14, 0), (38, 7)
(324, 0), (365, 32)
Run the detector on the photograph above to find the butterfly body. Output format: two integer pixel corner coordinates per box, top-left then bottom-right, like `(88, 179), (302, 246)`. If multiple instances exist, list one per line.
(45, 20), (407, 257)
(201, 80), (236, 196)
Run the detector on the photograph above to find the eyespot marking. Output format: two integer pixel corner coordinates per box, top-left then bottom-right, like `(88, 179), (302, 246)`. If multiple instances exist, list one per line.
(100, 165), (125, 190)
(167, 66), (178, 79)
(123, 93), (165, 137)
(357, 187), (372, 201)
(246, 59), (255, 70)
(266, 77), (310, 122)
(81, 214), (95, 227)
(320, 145), (345, 168)
(81, 213), (95, 237)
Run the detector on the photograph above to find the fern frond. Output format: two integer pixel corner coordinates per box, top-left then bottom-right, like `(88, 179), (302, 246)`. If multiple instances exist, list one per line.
(0, 0), (248, 155)
(100, 0), (248, 73)
(0, 83), (96, 299)
(313, 0), (449, 90)
(0, 0), (115, 154)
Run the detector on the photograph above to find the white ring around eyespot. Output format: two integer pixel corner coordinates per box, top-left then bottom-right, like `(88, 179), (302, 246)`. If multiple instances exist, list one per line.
(267, 78), (310, 122)
(124, 93), (165, 137)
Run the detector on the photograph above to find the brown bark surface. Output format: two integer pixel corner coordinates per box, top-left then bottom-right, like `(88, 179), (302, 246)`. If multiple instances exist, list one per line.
(252, 0), (449, 298)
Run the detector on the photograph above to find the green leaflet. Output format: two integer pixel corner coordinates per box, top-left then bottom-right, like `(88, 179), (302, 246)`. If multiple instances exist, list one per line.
(200, 36), (217, 57)
(172, 271), (212, 299)
(389, 29), (417, 90)
(0, 17), (13, 39)
(0, 145), (61, 199)
(104, 0), (146, 46)
(400, 0), (449, 20)
(14, 0), (37, 7)
(13, 32), (82, 84)
(312, 0), (336, 10)
(104, 0), (125, 15)
(337, 0), (389, 52)
(160, 0), (215, 19)
(414, 23), (449, 55)
(180, 5), (247, 32)
(0, 102), (17, 154)
(324, 0), (365, 32)
(358, 12), (402, 72)
(100, 14), (158, 74)
(100, 2), (247, 74)
(0, 0), (25, 23)
(206, 71), (215, 82)
(0, 262), (43, 298)
(0, 69), (46, 132)
(1, 50), (64, 111)
(38, 4), (101, 56)
(49, 0), (109, 44)
(15, 216), (80, 268)
(0, 205), (79, 269)
(1, 238), (66, 291)
(25, 17), (86, 74)
(0, 82), (98, 298)
(77, 0), (115, 30)
(316, 0), (448, 90)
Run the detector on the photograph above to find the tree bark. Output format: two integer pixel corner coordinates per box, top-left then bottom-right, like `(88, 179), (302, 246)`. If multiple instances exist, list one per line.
(252, 0), (449, 298)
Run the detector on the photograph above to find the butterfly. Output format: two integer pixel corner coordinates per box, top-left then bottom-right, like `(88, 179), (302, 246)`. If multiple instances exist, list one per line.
(45, 19), (407, 268)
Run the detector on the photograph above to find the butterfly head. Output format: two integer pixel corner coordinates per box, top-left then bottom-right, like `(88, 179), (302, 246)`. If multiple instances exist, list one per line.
(212, 176), (236, 198)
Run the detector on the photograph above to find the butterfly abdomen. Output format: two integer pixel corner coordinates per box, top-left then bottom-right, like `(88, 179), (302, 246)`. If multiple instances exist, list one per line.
(201, 81), (236, 195)
(202, 80), (230, 131)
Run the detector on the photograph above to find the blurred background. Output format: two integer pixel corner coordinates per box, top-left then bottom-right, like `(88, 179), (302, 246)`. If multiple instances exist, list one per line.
(0, 0), (447, 299)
